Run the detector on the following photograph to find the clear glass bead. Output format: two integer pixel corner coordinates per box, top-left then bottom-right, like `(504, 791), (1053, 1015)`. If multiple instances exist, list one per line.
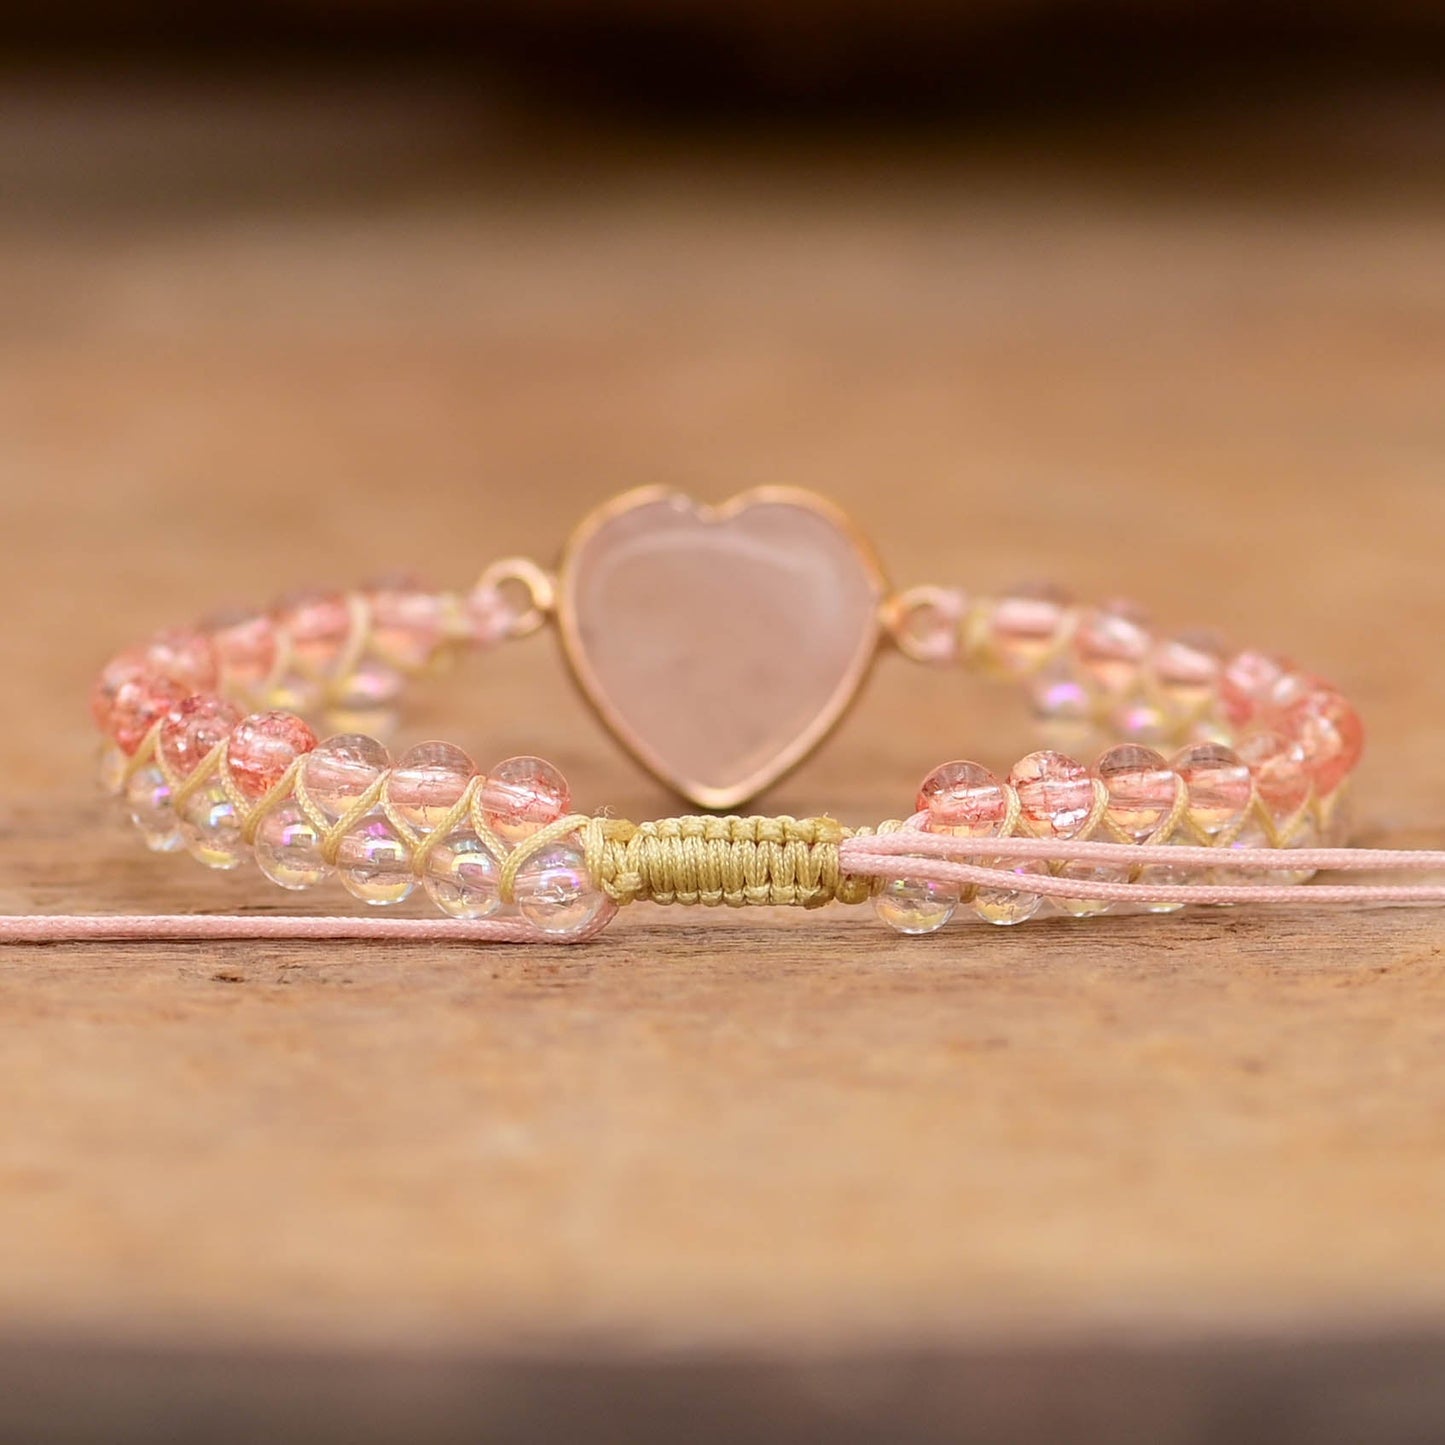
(125, 763), (182, 852)
(303, 733), (391, 819)
(423, 827), (503, 919)
(971, 860), (1047, 926)
(873, 876), (959, 934)
(391, 741), (476, 834)
(253, 802), (330, 890)
(178, 780), (246, 869)
(335, 813), (415, 906)
(512, 840), (613, 936)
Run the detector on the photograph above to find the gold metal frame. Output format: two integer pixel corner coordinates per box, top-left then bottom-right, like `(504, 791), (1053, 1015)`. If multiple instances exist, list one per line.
(553, 486), (890, 810)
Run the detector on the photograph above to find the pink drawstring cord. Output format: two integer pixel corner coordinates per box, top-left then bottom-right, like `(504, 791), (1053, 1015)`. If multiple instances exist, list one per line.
(836, 824), (1445, 909)
(1, 827), (1441, 945)
(0, 910), (611, 946)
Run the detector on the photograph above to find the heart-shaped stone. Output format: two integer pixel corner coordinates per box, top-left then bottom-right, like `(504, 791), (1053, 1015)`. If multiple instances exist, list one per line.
(557, 488), (886, 809)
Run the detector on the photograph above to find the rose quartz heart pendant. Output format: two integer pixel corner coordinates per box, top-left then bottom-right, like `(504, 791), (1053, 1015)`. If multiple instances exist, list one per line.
(556, 488), (887, 809)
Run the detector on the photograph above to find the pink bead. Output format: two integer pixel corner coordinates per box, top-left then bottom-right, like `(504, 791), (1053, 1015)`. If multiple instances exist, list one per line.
(143, 628), (219, 693)
(1147, 633), (1222, 719)
(462, 584), (515, 649)
(109, 674), (189, 756)
(1219, 650), (1293, 728)
(1008, 750), (1096, 839)
(1171, 742), (1254, 835)
(206, 610), (278, 693)
(1237, 728), (1311, 820)
(91, 649), (148, 731)
(481, 756), (571, 843)
(275, 591), (353, 674)
(366, 580), (447, 669)
(390, 740), (477, 832)
(1073, 600), (1150, 696)
(1281, 688), (1364, 796)
(985, 586), (1072, 677)
(228, 710), (319, 800)
(917, 760), (1008, 837)
(158, 694), (242, 778)
(1097, 744), (1180, 843)
(302, 734), (392, 820)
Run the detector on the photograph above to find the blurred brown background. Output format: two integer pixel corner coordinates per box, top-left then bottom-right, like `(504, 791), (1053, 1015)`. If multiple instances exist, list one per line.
(1, 4), (1443, 1442)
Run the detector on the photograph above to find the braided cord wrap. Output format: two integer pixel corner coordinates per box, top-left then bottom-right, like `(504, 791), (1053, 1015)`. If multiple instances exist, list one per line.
(582, 815), (874, 909)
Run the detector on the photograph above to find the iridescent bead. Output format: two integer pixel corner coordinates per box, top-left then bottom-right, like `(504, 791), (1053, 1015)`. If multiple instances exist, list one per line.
(1146, 633), (1223, 723)
(1171, 742), (1253, 837)
(1010, 751), (1096, 838)
(972, 863), (1048, 926)
(872, 876), (959, 934)
(302, 734), (391, 820)
(97, 742), (128, 795)
(228, 711), (318, 801)
(1098, 744), (1180, 843)
(334, 814), (415, 906)
(253, 802), (329, 890)
(1219, 651), (1293, 728)
(205, 610), (278, 697)
(918, 760), (1008, 837)
(1237, 728), (1311, 822)
(1109, 698), (1169, 744)
(366, 580), (447, 670)
(1030, 663), (1091, 725)
(178, 781), (246, 869)
(983, 586), (1073, 678)
(390, 741), (477, 834)
(334, 657), (406, 708)
(1280, 688), (1364, 797)
(1073, 601), (1150, 696)
(125, 764), (182, 852)
(482, 756), (571, 844)
(275, 590), (353, 675)
(158, 694), (242, 779)
(108, 674), (188, 756)
(512, 840), (614, 936)
(423, 828), (503, 919)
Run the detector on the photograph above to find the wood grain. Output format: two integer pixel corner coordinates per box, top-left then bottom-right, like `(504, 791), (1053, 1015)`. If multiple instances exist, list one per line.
(0, 75), (1443, 1436)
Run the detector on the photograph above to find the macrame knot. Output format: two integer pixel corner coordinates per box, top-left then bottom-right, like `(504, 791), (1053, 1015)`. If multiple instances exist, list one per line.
(583, 814), (872, 909)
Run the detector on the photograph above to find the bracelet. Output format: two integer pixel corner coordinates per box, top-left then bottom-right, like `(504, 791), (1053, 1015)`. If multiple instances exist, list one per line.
(87, 486), (1380, 944)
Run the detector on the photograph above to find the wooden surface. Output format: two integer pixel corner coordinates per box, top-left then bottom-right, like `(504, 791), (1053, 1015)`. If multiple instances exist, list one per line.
(1, 76), (1444, 1438)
